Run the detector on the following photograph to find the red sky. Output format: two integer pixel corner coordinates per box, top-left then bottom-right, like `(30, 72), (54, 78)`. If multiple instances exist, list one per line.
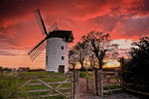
(0, 0), (149, 68)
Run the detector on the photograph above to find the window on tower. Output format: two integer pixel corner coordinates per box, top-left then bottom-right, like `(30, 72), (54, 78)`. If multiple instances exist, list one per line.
(61, 46), (64, 50)
(61, 56), (64, 60)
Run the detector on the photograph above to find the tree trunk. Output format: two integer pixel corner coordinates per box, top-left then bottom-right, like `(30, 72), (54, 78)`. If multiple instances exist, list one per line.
(80, 62), (84, 70)
(98, 60), (103, 70)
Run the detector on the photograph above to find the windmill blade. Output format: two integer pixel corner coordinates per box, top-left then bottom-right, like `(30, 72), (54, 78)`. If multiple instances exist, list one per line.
(34, 9), (48, 36)
(28, 36), (48, 55)
(30, 45), (42, 61)
(29, 39), (46, 61)
(30, 48), (42, 61)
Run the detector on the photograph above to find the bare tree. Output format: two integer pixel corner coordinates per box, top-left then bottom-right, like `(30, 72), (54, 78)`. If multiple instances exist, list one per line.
(82, 31), (110, 69)
(69, 50), (77, 70)
(109, 44), (119, 59)
(69, 41), (89, 70)
(82, 31), (110, 96)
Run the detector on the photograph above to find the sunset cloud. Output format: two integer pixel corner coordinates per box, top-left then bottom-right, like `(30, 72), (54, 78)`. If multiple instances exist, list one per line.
(0, 0), (148, 49)
(0, 0), (148, 68)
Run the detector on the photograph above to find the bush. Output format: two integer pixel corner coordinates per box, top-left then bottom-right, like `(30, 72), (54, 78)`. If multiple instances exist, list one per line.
(122, 36), (149, 92)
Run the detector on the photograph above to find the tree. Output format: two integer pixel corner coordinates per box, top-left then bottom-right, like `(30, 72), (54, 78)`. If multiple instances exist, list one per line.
(69, 50), (77, 70)
(110, 44), (119, 59)
(69, 41), (89, 70)
(0, 67), (3, 71)
(82, 31), (110, 96)
(82, 31), (110, 69)
(0, 67), (3, 75)
(123, 36), (149, 92)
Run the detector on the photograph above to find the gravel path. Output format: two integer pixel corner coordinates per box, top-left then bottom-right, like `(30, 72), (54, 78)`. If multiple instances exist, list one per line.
(78, 78), (139, 99)
(79, 93), (139, 99)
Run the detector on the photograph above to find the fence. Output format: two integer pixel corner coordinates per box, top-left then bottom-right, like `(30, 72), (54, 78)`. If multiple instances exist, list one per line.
(102, 71), (122, 95)
(21, 72), (74, 99)
(78, 70), (122, 96)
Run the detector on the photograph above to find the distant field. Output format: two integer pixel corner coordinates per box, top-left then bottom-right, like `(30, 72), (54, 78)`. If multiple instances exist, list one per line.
(0, 71), (72, 99)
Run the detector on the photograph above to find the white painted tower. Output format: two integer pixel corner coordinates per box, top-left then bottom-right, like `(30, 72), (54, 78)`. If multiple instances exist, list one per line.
(46, 30), (73, 72)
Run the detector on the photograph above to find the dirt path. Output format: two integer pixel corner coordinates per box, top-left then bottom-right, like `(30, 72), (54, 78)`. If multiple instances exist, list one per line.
(78, 78), (101, 99)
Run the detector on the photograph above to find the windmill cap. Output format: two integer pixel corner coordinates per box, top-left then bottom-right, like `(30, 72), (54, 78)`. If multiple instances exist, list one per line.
(49, 30), (74, 42)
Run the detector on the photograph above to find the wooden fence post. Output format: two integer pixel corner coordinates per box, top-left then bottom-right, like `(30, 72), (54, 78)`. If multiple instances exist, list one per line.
(98, 70), (103, 96)
(94, 69), (104, 96)
(72, 70), (75, 99)
(86, 71), (89, 91)
(72, 70), (80, 99)
(119, 57), (125, 88)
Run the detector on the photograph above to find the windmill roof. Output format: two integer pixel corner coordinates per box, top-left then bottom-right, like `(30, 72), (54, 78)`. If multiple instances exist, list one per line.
(48, 30), (74, 42)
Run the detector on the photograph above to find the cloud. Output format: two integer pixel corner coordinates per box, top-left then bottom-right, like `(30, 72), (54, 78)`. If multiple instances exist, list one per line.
(1, 0), (148, 22)
(88, 15), (122, 32)
(0, 0), (149, 68)
(0, 50), (17, 56)
(112, 15), (149, 36)
(0, 49), (27, 56)
(0, 0), (149, 50)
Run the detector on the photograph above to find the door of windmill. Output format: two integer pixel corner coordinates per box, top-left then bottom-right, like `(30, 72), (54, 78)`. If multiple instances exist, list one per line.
(58, 65), (65, 72)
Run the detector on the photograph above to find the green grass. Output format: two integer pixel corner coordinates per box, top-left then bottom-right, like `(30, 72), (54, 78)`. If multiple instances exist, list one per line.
(80, 71), (94, 79)
(104, 85), (121, 90)
(44, 96), (65, 99)
(19, 72), (64, 78)
(0, 71), (72, 99)
(60, 83), (71, 88)
(30, 91), (50, 95)
(0, 73), (29, 99)
(26, 85), (49, 90)
(80, 72), (87, 78)
(41, 77), (66, 82)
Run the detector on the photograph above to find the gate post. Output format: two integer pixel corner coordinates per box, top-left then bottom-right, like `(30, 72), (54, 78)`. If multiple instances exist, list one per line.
(94, 69), (104, 96)
(94, 69), (99, 96)
(98, 70), (103, 96)
(119, 57), (125, 88)
(72, 70), (80, 99)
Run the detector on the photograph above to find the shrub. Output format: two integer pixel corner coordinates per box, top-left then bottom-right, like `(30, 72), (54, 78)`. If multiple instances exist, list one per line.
(122, 36), (149, 92)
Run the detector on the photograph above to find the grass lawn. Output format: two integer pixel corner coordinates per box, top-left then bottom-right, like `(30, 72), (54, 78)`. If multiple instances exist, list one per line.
(0, 71), (72, 99)
(80, 71), (94, 79)
(104, 85), (121, 90)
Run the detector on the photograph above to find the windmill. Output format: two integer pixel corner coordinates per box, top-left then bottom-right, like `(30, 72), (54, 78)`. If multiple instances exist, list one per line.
(28, 9), (74, 72)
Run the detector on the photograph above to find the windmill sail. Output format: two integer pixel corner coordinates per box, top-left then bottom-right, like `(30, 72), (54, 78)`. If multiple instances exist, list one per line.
(28, 36), (47, 61)
(34, 9), (48, 36)
(29, 44), (43, 61)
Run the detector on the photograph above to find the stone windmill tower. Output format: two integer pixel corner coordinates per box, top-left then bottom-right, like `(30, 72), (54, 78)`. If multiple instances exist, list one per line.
(28, 9), (73, 72)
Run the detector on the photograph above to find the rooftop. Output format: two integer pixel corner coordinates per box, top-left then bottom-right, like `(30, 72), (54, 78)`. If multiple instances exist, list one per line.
(48, 30), (74, 42)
